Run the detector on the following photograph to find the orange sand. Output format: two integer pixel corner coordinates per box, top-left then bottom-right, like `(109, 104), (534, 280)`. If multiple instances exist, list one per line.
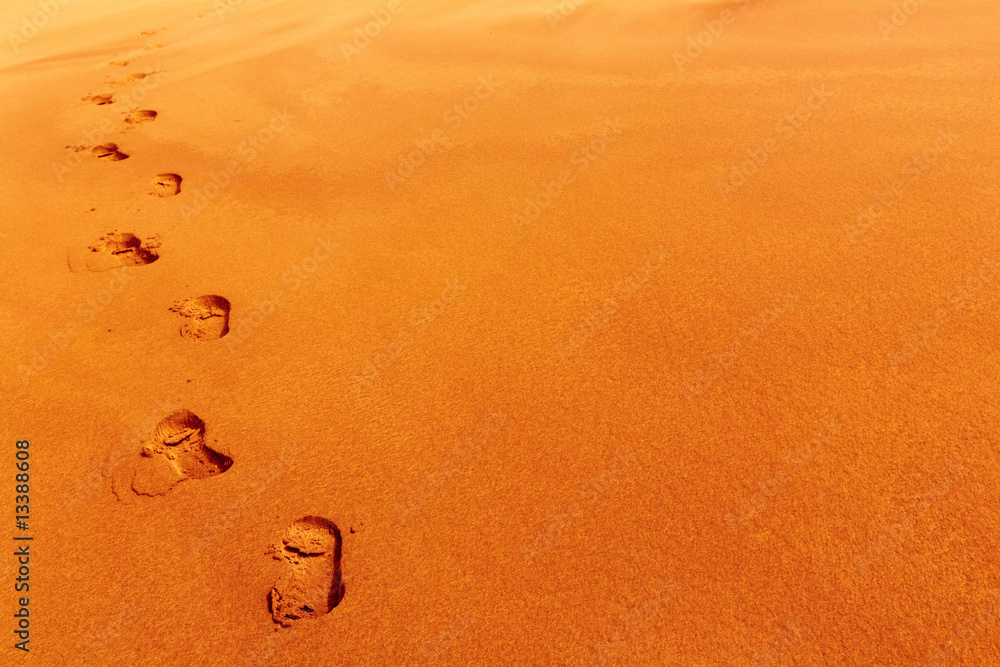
(2, 0), (1000, 664)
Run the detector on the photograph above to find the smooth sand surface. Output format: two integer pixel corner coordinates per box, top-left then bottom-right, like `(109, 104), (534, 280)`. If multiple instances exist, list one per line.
(2, 0), (1000, 664)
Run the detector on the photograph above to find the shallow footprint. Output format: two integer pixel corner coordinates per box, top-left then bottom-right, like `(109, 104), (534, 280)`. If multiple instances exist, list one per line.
(151, 172), (181, 196)
(92, 143), (128, 161)
(68, 232), (160, 272)
(268, 517), (344, 627)
(131, 410), (233, 496)
(85, 93), (115, 105)
(170, 295), (230, 340)
(126, 109), (157, 124)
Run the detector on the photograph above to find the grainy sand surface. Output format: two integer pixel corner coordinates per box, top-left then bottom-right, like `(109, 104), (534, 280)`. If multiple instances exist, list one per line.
(2, 0), (999, 665)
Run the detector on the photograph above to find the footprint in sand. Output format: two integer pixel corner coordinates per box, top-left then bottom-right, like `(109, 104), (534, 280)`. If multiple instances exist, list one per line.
(129, 410), (234, 496)
(170, 296), (231, 340)
(268, 517), (344, 627)
(92, 143), (128, 161)
(85, 94), (115, 105)
(108, 59), (131, 67)
(126, 109), (157, 125)
(68, 232), (160, 272)
(151, 172), (181, 196)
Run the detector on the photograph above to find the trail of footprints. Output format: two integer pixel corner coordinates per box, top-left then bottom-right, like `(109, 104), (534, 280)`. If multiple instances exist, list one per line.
(71, 30), (342, 626)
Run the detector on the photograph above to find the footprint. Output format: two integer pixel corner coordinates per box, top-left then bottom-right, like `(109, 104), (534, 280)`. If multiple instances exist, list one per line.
(108, 59), (131, 67)
(151, 172), (181, 196)
(92, 143), (128, 161)
(69, 232), (160, 273)
(170, 296), (230, 340)
(130, 410), (233, 496)
(267, 517), (344, 627)
(126, 109), (157, 124)
(68, 232), (160, 272)
(126, 72), (151, 82)
(85, 94), (115, 105)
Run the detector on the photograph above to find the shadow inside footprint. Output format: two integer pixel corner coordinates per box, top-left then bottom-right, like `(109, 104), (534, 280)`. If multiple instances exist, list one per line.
(170, 295), (230, 340)
(268, 517), (344, 627)
(131, 410), (233, 496)
(126, 109), (157, 124)
(92, 143), (128, 161)
(86, 94), (115, 105)
(68, 232), (160, 272)
(152, 173), (181, 196)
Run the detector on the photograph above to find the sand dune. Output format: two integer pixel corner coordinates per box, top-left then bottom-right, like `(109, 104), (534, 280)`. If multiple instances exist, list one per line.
(2, 0), (1000, 664)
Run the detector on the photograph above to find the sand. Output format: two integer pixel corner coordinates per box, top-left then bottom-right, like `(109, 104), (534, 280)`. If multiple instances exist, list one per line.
(2, 0), (999, 664)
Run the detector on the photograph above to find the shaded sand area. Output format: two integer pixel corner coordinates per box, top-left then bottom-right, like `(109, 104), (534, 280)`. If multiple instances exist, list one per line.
(2, 0), (1000, 664)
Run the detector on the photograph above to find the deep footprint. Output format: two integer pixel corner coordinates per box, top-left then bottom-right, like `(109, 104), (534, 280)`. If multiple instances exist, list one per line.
(152, 173), (181, 196)
(126, 109), (157, 124)
(268, 517), (344, 627)
(131, 410), (233, 496)
(68, 232), (160, 272)
(170, 295), (230, 340)
(92, 143), (128, 161)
